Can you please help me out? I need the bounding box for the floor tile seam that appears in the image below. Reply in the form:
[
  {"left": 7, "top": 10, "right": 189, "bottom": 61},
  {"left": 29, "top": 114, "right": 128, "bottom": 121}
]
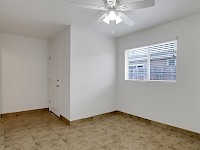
[
  {"left": 4, "top": 142, "right": 39, "bottom": 150},
  {"left": 48, "top": 122, "right": 62, "bottom": 138},
  {"left": 26, "top": 122, "right": 38, "bottom": 147},
  {"left": 86, "top": 135, "right": 111, "bottom": 149},
  {"left": 101, "top": 140, "right": 129, "bottom": 150},
  {"left": 4, "top": 137, "right": 36, "bottom": 148},
  {"left": 30, "top": 123, "right": 63, "bottom": 144},
  {"left": 27, "top": 125, "right": 51, "bottom": 131},
  {"left": 49, "top": 123, "right": 64, "bottom": 142}
]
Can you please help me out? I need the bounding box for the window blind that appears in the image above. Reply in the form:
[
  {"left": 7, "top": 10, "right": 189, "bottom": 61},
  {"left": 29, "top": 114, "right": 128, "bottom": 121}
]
[
  {"left": 125, "top": 40, "right": 177, "bottom": 81},
  {"left": 125, "top": 47, "right": 149, "bottom": 80},
  {"left": 150, "top": 41, "right": 177, "bottom": 81}
]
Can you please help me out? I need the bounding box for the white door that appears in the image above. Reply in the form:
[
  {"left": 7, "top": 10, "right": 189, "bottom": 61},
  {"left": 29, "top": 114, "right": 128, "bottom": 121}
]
[{"left": 49, "top": 47, "right": 61, "bottom": 117}]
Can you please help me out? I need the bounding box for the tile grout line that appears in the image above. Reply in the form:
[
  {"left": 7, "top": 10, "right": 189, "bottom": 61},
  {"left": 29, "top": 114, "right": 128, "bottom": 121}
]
[
  {"left": 85, "top": 127, "right": 117, "bottom": 150},
  {"left": 86, "top": 136, "right": 107, "bottom": 150},
  {"left": 25, "top": 118, "right": 38, "bottom": 149}
]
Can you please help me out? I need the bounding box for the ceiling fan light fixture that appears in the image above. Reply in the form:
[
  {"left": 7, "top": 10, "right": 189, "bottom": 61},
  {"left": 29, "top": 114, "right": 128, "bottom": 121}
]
[
  {"left": 103, "top": 16, "right": 110, "bottom": 24},
  {"left": 116, "top": 16, "right": 122, "bottom": 24},
  {"left": 70, "top": 0, "right": 155, "bottom": 26},
  {"left": 108, "top": 11, "right": 117, "bottom": 20}
]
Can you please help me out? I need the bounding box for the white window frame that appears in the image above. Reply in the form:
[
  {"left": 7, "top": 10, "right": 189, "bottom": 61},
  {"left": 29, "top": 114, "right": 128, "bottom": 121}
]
[{"left": 125, "top": 40, "right": 177, "bottom": 82}]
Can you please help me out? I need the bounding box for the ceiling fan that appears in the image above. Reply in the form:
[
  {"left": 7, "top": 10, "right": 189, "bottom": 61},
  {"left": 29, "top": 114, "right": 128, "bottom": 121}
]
[{"left": 69, "top": 0, "right": 155, "bottom": 26}]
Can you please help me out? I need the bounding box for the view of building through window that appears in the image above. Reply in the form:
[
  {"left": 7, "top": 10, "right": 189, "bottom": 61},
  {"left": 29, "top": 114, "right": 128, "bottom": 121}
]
[{"left": 125, "top": 40, "right": 177, "bottom": 81}]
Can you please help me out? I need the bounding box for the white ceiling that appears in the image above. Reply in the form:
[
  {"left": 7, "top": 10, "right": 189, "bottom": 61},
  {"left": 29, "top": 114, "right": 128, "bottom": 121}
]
[{"left": 0, "top": 0, "right": 200, "bottom": 40}]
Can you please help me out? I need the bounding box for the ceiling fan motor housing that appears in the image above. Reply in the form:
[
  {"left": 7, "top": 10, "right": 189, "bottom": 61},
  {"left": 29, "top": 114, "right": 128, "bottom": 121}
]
[{"left": 107, "top": 0, "right": 116, "bottom": 5}]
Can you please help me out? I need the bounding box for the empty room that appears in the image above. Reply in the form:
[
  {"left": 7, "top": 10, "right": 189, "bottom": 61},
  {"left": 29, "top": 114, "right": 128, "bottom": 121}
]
[{"left": 0, "top": 0, "right": 200, "bottom": 149}]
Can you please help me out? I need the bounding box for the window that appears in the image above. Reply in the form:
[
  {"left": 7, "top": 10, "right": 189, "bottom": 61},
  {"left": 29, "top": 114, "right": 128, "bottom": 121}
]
[{"left": 125, "top": 40, "right": 177, "bottom": 81}]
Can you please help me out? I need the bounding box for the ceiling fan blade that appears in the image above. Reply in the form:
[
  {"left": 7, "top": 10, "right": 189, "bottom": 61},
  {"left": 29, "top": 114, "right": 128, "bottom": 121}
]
[
  {"left": 118, "top": 12, "right": 135, "bottom": 26},
  {"left": 96, "top": 13, "right": 108, "bottom": 23},
  {"left": 69, "top": 2, "right": 106, "bottom": 10},
  {"left": 118, "top": 0, "right": 155, "bottom": 11}
]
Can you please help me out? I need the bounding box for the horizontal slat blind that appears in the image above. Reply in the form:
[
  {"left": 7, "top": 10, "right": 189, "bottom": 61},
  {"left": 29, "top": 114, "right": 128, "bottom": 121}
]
[
  {"left": 125, "top": 40, "right": 177, "bottom": 81},
  {"left": 150, "top": 41, "right": 177, "bottom": 81},
  {"left": 125, "top": 47, "right": 149, "bottom": 80}
]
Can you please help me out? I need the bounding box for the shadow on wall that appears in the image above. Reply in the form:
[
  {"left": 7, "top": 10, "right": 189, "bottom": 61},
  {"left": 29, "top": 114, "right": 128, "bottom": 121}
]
[{"left": 70, "top": 82, "right": 116, "bottom": 121}]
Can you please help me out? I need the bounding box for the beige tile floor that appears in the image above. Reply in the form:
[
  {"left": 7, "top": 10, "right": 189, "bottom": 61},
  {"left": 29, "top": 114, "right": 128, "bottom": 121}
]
[{"left": 0, "top": 111, "right": 200, "bottom": 150}]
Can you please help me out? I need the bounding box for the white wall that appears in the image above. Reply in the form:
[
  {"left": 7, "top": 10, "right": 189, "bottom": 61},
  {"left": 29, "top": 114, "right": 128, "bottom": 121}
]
[
  {"left": 70, "top": 27, "right": 116, "bottom": 121},
  {"left": 117, "top": 13, "right": 200, "bottom": 133},
  {"left": 0, "top": 43, "right": 2, "bottom": 115},
  {"left": 49, "top": 28, "right": 71, "bottom": 120},
  {"left": 0, "top": 33, "right": 49, "bottom": 113}
]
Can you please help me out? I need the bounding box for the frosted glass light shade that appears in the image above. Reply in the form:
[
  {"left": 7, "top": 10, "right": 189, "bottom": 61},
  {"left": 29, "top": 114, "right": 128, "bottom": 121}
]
[
  {"left": 108, "top": 11, "right": 117, "bottom": 20},
  {"left": 116, "top": 16, "right": 122, "bottom": 24},
  {"left": 103, "top": 16, "right": 110, "bottom": 24}
]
